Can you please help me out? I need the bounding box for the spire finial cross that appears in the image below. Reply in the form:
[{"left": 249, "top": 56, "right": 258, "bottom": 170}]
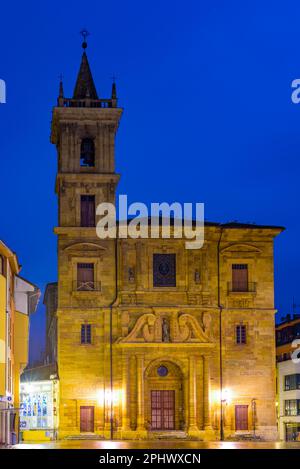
[{"left": 80, "top": 29, "right": 90, "bottom": 50}]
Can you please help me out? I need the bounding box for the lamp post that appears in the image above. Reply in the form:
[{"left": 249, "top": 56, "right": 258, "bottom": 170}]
[
  {"left": 221, "top": 389, "right": 230, "bottom": 440},
  {"left": 251, "top": 398, "right": 257, "bottom": 437}
]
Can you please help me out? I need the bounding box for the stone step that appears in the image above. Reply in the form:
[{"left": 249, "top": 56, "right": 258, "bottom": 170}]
[
  {"left": 64, "top": 434, "right": 102, "bottom": 440},
  {"left": 149, "top": 431, "right": 188, "bottom": 440}
]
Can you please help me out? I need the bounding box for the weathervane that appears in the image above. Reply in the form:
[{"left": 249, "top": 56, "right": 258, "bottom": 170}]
[{"left": 80, "top": 29, "right": 90, "bottom": 50}]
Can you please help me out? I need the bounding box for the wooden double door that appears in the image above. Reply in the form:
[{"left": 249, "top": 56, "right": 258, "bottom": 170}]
[
  {"left": 80, "top": 406, "right": 94, "bottom": 432},
  {"left": 235, "top": 405, "right": 248, "bottom": 431},
  {"left": 151, "top": 390, "right": 175, "bottom": 430}
]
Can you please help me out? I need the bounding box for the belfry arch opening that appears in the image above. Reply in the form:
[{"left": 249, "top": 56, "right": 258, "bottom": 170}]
[{"left": 80, "top": 138, "right": 95, "bottom": 167}]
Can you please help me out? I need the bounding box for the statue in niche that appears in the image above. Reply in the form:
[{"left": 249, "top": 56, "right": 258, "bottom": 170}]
[{"left": 162, "top": 318, "right": 170, "bottom": 343}]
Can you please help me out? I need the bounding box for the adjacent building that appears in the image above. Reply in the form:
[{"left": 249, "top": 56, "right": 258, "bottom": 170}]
[
  {"left": 0, "top": 240, "right": 40, "bottom": 445},
  {"left": 19, "top": 362, "right": 59, "bottom": 441},
  {"left": 276, "top": 315, "right": 300, "bottom": 440},
  {"left": 49, "top": 42, "right": 283, "bottom": 441}
]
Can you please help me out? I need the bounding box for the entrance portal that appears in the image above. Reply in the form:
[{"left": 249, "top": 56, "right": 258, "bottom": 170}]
[{"left": 145, "top": 360, "right": 184, "bottom": 431}]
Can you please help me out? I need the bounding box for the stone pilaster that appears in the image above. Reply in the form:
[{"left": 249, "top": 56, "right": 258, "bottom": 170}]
[
  {"left": 136, "top": 355, "right": 147, "bottom": 436},
  {"left": 121, "top": 354, "right": 131, "bottom": 431},
  {"left": 188, "top": 355, "right": 200, "bottom": 437}
]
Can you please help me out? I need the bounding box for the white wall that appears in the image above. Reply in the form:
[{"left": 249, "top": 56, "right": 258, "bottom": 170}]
[
  {"left": 278, "top": 360, "right": 300, "bottom": 440},
  {"left": 14, "top": 277, "right": 35, "bottom": 316}
]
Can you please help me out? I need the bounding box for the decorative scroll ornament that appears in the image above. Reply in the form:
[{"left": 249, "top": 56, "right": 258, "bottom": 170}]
[{"left": 117, "top": 311, "right": 212, "bottom": 344}]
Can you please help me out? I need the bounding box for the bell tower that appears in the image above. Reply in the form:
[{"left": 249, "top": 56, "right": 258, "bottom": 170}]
[
  {"left": 50, "top": 38, "right": 123, "bottom": 438},
  {"left": 51, "top": 38, "right": 122, "bottom": 229}
]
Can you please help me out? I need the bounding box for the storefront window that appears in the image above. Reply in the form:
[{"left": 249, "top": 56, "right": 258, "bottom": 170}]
[
  {"left": 20, "top": 381, "right": 53, "bottom": 430},
  {"left": 286, "top": 423, "right": 300, "bottom": 441}
]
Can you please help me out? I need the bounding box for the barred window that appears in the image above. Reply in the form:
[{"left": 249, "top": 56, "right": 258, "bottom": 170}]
[
  {"left": 153, "top": 254, "right": 176, "bottom": 287},
  {"left": 77, "top": 263, "right": 95, "bottom": 291},
  {"left": 236, "top": 324, "right": 247, "bottom": 344},
  {"left": 81, "top": 324, "right": 92, "bottom": 344}
]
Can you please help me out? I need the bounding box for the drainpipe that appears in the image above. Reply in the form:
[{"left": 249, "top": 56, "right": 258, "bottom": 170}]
[
  {"left": 109, "top": 237, "right": 118, "bottom": 440},
  {"left": 217, "top": 227, "right": 224, "bottom": 441}
]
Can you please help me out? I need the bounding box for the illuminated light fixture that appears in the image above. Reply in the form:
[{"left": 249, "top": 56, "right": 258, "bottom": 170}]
[
  {"left": 221, "top": 388, "right": 232, "bottom": 404},
  {"left": 212, "top": 388, "right": 233, "bottom": 404},
  {"left": 97, "top": 389, "right": 121, "bottom": 406},
  {"left": 22, "top": 383, "right": 34, "bottom": 394}
]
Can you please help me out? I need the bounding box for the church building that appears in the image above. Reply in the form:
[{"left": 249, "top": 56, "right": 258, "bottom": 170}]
[{"left": 49, "top": 40, "right": 283, "bottom": 441}]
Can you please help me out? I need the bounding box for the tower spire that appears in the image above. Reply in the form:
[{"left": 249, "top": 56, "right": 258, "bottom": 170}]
[
  {"left": 73, "top": 30, "right": 99, "bottom": 100},
  {"left": 59, "top": 74, "right": 64, "bottom": 97},
  {"left": 111, "top": 75, "right": 117, "bottom": 99},
  {"left": 57, "top": 74, "right": 64, "bottom": 106}
]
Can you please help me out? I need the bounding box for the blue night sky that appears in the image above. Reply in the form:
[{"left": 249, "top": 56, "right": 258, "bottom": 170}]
[{"left": 0, "top": 1, "right": 299, "bottom": 362}]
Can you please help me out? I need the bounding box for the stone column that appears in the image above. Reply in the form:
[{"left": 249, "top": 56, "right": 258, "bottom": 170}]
[
  {"left": 203, "top": 355, "right": 212, "bottom": 430},
  {"left": 137, "top": 355, "right": 146, "bottom": 433},
  {"left": 121, "top": 354, "right": 130, "bottom": 431},
  {"left": 183, "top": 377, "right": 189, "bottom": 431},
  {"left": 188, "top": 355, "right": 199, "bottom": 435}
]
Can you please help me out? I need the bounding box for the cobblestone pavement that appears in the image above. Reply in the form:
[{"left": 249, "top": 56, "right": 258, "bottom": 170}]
[{"left": 9, "top": 440, "right": 300, "bottom": 449}]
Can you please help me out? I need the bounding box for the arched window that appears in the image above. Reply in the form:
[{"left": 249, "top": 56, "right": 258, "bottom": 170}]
[{"left": 80, "top": 138, "right": 95, "bottom": 167}]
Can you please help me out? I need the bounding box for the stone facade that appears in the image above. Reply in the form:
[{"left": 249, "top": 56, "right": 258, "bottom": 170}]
[{"left": 50, "top": 47, "right": 283, "bottom": 441}]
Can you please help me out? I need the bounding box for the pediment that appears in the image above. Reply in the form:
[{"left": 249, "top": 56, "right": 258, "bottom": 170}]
[
  {"left": 63, "top": 242, "right": 107, "bottom": 252},
  {"left": 220, "top": 243, "right": 262, "bottom": 254}
]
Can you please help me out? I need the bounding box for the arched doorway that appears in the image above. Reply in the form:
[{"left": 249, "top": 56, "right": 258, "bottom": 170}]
[{"left": 145, "top": 360, "right": 184, "bottom": 431}]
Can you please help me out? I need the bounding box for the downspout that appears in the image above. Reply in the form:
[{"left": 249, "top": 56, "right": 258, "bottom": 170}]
[
  {"left": 109, "top": 237, "right": 118, "bottom": 440},
  {"left": 217, "top": 227, "right": 224, "bottom": 441}
]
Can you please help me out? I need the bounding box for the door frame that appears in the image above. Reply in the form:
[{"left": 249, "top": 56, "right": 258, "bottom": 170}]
[
  {"left": 80, "top": 405, "right": 95, "bottom": 433},
  {"left": 235, "top": 404, "right": 249, "bottom": 431}
]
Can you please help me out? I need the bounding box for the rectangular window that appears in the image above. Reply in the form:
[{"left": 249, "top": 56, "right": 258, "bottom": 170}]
[
  {"left": 153, "top": 254, "right": 176, "bottom": 287},
  {"left": 236, "top": 325, "right": 247, "bottom": 344},
  {"left": 285, "top": 374, "right": 300, "bottom": 391},
  {"left": 284, "top": 399, "right": 300, "bottom": 416},
  {"left": 80, "top": 195, "right": 95, "bottom": 227},
  {"left": 232, "top": 264, "right": 248, "bottom": 292},
  {"left": 8, "top": 315, "right": 11, "bottom": 349},
  {"left": 81, "top": 324, "right": 92, "bottom": 344},
  {"left": 77, "top": 263, "right": 95, "bottom": 291},
  {"left": 0, "top": 255, "right": 4, "bottom": 275}
]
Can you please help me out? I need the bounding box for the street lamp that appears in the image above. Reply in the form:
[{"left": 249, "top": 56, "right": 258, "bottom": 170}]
[{"left": 221, "top": 388, "right": 232, "bottom": 441}]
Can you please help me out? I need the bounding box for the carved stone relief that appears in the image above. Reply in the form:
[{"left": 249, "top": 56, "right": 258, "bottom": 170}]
[{"left": 117, "top": 311, "right": 212, "bottom": 344}]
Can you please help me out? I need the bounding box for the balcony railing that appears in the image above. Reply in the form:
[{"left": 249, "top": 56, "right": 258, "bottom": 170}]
[
  {"left": 59, "top": 98, "right": 117, "bottom": 109},
  {"left": 227, "top": 282, "right": 256, "bottom": 293},
  {"left": 73, "top": 281, "right": 101, "bottom": 292}
]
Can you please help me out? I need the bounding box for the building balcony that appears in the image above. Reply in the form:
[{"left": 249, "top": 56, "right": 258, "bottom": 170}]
[
  {"left": 227, "top": 282, "right": 257, "bottom": 294},
  {"left": 73, "top": 281, "right": 101, "bottom": 292}
]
